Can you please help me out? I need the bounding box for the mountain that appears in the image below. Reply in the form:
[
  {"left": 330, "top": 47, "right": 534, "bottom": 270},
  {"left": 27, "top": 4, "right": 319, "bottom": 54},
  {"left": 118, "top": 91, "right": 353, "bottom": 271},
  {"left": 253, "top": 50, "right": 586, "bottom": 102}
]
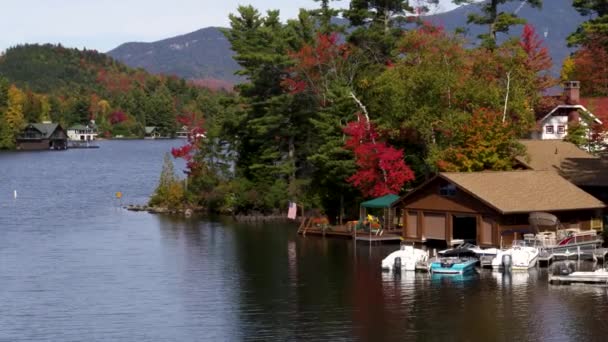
[
  {"left": 108, "top": 27, "right": 242, "bottom": 85},
  {"left": 427, "top": 0, "right": 586, "bottom": 74},
  {"left": 107, "top": 0, "right": 586, "bottom": 83}
]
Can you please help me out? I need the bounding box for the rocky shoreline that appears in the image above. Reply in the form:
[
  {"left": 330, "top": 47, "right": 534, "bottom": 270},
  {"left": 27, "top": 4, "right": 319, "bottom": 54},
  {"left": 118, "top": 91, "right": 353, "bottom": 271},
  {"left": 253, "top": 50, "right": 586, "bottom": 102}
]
[
  {"left": 125, "top": 204, "right": 291, "bottom": 222},
  {"left": 124, "top": 204, "right": 202, "bottom": 217}
]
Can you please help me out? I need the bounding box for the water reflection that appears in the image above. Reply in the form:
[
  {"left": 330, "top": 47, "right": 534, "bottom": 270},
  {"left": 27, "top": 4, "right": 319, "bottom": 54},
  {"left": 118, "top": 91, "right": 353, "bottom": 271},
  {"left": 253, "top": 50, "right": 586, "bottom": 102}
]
[{"left": 2, "top": 142, "right": 608, "bottom": 340}]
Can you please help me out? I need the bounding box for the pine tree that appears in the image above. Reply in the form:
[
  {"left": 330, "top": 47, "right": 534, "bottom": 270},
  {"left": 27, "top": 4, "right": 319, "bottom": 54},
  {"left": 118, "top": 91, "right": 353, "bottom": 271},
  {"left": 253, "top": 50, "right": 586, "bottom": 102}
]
[
  {"left": 568, "top": 0, "right": 608, "bottom": 47},
  {"left": 452, "top": 0, "right": 542, "bottom": 48}
]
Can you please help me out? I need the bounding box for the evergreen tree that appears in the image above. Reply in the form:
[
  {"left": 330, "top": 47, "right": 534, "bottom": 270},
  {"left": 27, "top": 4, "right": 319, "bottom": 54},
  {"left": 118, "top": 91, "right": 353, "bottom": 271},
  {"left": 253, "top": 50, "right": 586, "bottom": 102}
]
[
  {"left": 452, "top": 0, "right": 542, "bottom": 48},
  {"left": 569, "top": 0, "right": 608, "bottom": 47}
]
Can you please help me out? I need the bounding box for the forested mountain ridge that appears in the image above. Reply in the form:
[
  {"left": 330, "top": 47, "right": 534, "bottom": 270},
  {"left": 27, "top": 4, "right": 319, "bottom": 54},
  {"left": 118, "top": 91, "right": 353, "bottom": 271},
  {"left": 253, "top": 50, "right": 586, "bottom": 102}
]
[
  {"left": 108, "top": 27, "right": 242, "bottom": 85},
  {"left": 108, "top": 0, "right": 586, "bottom": 83},
  {"left": 0, "top": 44, "right": 225, "bottom": 148}
]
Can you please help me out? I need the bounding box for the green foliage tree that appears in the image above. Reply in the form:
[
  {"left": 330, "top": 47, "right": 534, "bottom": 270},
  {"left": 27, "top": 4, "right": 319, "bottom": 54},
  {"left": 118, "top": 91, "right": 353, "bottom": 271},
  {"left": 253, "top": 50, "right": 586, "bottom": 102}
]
[
  {"left": 568, "top": 0, "right": 608, "bottom": 46},
  {"left": 452, "top": 0, "right": 542, "bottom": 48},
  {"left": 149, "top": 153, "right": 185, "bottom": 209}
]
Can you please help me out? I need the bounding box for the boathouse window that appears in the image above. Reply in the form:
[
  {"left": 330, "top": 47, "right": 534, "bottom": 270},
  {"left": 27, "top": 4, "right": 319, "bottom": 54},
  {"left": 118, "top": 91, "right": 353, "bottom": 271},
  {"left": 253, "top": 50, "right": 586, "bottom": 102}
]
[
  {"left": 439, "top": 184, "right": 456, "bottom": 197},
  {"left": 557, "top": 125, "right": 565, "bottom": 134},
  {"left": 545, "top": 125, "right": 554, "bottom": 134}
]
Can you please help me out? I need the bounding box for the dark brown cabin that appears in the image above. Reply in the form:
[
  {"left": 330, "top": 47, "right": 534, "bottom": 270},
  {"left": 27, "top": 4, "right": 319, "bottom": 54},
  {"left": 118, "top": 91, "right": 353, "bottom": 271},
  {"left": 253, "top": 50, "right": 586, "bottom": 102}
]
[
  {"left": 397, "top": 171, "right": 605, "bottom": 248},
  {"left": 16, "top": 123, "right": 68, "bottom": 150}
]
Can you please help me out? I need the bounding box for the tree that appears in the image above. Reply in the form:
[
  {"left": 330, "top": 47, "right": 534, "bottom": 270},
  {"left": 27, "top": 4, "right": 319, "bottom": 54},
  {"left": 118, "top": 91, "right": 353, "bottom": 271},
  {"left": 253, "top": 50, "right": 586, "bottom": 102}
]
[
  {"left": 0, "top": 85, "right": 26, "bottom": 149},
  {"left": 149, "top": 153, "right": 185, "bottom": 209},
  {"left": 564, "top": 34, "right": 608, "bottom": 96},
  {"left": 311, "top": 0, "right": 343, "bottom": 34},
  {"left": 520, "top": 24, "right": 555, "bottom": 92},
  {"left": 568, "top": 0, "right": 608, "bottom": 47},
  {"left": 343, "top": 114, "right": 414, "bottom": 197},
  {"left": 345, "top": 0, "right": 414, "bottom": 33},
  {"left": 437, "top": 109, "right": 524, "bottom": 172},
  {"left": 223, "top": 6, "right": 320, "bottom": 210},
  {"left": 452, "top": 0, "right": 542, "bottom": 48}
]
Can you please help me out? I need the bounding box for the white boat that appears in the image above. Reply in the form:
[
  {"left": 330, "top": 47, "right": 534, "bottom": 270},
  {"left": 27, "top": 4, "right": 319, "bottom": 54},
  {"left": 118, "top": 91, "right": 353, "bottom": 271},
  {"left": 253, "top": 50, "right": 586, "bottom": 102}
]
[
  {"left": 490, "top": 241, "right": 539, "bottom": 270},
  {"left": 382, "top": 245, "right": 429, "bottom": 272}
]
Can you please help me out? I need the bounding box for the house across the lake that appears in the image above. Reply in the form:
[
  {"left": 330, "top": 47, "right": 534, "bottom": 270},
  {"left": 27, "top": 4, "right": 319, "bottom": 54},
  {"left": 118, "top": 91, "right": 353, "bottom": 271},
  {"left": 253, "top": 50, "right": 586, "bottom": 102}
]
[
  {"left": 144, "top": 126, "right": 161, "bottom": 139},
  {"left": 396, "top": 171, "right": 605, "bottom": 249},
  {"left": 16, "top": 123, "right": 68, "bottom": 151},
  {"left": 67, "top": 123, "right": 97, "bottom": 141}
]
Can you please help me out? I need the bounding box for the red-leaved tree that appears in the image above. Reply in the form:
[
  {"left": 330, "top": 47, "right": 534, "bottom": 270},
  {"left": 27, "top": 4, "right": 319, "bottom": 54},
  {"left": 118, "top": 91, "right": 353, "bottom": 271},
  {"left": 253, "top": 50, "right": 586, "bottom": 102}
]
[
  {"left": 343, "top": 114, "right": 414, "bottom": 197},
  {"left": 171, "top": 112, "right": 206, "bottom": 176},
  {"left": 520, "top": 24, "right": 555, "bottom": 91}
]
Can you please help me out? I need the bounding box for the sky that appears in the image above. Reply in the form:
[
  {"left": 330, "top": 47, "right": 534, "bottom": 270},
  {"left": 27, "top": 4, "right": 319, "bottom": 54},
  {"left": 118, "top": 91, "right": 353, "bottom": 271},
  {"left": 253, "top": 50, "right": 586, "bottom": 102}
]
[{"left": 0, "top": 0, "right": 460, "bottom": 53}]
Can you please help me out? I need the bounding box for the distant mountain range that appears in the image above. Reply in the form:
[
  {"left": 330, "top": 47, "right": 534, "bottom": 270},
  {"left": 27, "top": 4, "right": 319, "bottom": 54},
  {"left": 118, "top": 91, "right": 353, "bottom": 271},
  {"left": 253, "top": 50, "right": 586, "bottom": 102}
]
[{"left": 107, "top": 0, "right": 587, "bottom": 85}]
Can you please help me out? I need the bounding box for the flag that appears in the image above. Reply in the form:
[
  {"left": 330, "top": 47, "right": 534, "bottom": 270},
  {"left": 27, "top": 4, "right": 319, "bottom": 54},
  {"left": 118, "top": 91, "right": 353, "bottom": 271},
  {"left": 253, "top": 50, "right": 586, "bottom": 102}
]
[{"left": 287, "top": 201, "right": 297, "bottom": 220}]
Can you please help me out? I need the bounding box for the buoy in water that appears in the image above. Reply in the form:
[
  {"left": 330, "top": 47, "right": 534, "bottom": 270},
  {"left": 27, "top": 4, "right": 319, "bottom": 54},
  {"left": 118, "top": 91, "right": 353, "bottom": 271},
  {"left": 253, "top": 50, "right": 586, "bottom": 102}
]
[{"left": 13, "top": 190, "right": 17, "bottom": 199}]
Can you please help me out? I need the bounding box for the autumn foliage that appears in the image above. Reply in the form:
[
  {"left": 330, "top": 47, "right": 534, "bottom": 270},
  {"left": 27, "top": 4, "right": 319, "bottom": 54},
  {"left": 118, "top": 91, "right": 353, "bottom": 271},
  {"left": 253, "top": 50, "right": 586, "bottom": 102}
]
[
  {"left": 437, "top": 109, "right": 523, "bottom": 172},
  {"left": 171, "top": 112, "right": 207, "bottom": 175},
  {"left": 283, "top": 32, "right": 352, "bottom": 103},
  {"left": 343, "top": 114, "right": 414, "bottom": 197}
]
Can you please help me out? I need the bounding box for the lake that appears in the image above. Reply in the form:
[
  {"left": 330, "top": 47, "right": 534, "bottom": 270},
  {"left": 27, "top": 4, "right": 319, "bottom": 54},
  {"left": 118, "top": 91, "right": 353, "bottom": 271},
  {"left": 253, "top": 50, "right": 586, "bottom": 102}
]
[{"left": 1, "top": 140, "right": 607, "bottom": 341}]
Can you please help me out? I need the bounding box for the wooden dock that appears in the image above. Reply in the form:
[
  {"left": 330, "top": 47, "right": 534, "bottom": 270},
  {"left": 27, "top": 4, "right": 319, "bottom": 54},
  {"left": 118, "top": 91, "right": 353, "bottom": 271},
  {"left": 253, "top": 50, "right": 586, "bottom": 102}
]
[
  {"left": 549, "top": 271, "right": 608, "bottom": 285},
  {"left": 297, "top": 217, "right": 402, "bottom": 243},
  {"left": 354, "top": 233, "right": 402, "bottom": 243}
]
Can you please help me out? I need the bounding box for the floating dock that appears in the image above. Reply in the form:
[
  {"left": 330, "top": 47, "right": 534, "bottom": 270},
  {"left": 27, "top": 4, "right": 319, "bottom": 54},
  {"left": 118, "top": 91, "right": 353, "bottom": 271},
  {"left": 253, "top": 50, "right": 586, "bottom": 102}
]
[
  {"left": 539, "top": 247, "right": 608, "bottom": 267},
  {"left": 549, "top": 271, "right": 608, "bottom": 285}
]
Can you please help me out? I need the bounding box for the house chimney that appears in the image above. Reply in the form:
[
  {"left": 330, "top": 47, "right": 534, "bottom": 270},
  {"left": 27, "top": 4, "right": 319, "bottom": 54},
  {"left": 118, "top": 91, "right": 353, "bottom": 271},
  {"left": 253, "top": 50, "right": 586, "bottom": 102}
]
[{"left": 564, "top": 80, "right": 580, "bottom": 105}]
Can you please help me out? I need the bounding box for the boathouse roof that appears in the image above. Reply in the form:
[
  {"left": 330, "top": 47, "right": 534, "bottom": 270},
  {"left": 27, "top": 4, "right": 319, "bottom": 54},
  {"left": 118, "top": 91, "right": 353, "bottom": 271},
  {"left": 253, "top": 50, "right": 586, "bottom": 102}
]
[
  {"left": 27, "top": 123, "right": 61, "bottom": 139},
  {"left": 439, "top": 171, "right": 605, "bottom": 214}
]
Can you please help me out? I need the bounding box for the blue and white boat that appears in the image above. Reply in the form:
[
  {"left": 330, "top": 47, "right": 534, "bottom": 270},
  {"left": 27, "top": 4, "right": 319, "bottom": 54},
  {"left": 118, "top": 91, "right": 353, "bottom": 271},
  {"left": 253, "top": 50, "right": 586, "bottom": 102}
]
[{"left": 430, "top": 258, "right": 477, "bottom": 275}]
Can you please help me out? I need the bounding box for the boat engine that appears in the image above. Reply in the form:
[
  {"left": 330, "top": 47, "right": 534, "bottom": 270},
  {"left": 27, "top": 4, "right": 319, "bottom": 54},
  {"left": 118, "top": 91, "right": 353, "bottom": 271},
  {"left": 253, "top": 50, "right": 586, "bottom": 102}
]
[
  {"left": 502, "top": 254, "right": 512, "bottom": 270},
  {"left": 394, "top": 257, "right": 402, "bottom": 273},
  {"left": 553, "top": 262, "right": 575, "bottom": 276}
]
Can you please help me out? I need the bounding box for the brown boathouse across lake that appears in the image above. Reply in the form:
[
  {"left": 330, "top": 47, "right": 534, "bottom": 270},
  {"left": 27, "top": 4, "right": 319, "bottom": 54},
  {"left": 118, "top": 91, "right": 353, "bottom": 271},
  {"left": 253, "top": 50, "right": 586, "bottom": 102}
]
[
  {"left": 397, "top": 171, "right": 605, "bottom": 248},
  {"left": 16, "top": 123, "right": 68, "bottom": 151}
]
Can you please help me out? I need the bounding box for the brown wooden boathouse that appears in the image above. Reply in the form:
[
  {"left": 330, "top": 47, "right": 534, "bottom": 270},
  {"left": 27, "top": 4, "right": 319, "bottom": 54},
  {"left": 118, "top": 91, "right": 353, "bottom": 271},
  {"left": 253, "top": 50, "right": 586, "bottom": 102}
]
[{"left": 397, "top": 171, "right": 605, "bottom": 248}]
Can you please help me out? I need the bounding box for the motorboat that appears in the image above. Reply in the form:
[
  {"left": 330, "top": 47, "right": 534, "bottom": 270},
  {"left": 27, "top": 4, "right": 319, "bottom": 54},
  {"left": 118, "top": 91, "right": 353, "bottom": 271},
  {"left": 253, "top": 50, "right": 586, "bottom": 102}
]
[
  {"left": 510, "top": 242, "right": 539, "bottom": 270},
  {"left": 491, "top": 241, "right": 539, "bottom": 270},
  {"left": 430, "top": 258, "right": 477, "bottom": 275},
  {"left": 381, "top": 245, "right": 429, "bottom": 272}
]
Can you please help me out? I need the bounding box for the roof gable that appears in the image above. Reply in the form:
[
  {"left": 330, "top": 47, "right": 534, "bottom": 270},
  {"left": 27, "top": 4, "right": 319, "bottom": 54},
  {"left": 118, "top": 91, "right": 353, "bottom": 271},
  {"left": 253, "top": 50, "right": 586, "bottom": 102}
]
[
  {"left": 439, "top": 171, "right": 605, "bottom": 214},
  {"left": 538, "top": 105, "right": 602, "bottom": 125},
  {"left": 28, "top": 123, "right": 61, "bottom": 139},
  {"left": 580, "top": 97, "right": 608, "bottom": 123}
]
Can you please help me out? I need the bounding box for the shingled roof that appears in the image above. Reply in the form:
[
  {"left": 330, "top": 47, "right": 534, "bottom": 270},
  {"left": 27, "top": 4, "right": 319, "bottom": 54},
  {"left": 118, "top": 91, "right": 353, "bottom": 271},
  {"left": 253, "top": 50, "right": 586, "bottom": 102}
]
[
  {"left": 440, "top": 171, "right": 605, "bottom": 214},
  {"left": 516, "top": 140, "right": 598, "bottom": 171},
  {"left": 516, "top": 140, "right": 608, "bottom": 187},
  {"left": 27, "top": 123, "right": 61, "bottom": 139}
]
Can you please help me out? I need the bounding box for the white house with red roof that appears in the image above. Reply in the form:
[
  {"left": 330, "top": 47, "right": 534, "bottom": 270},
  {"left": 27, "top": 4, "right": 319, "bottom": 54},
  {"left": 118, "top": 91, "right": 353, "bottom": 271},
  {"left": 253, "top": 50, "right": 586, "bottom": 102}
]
[{"left": 532, "top": 81, "right": 605, "bottom": 141}]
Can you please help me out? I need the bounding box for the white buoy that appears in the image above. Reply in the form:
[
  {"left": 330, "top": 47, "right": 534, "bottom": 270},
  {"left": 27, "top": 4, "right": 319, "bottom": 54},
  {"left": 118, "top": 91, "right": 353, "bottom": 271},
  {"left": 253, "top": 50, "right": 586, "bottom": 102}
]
[{"left": 13, "top": 190, "right": 17, "bottom": 199}]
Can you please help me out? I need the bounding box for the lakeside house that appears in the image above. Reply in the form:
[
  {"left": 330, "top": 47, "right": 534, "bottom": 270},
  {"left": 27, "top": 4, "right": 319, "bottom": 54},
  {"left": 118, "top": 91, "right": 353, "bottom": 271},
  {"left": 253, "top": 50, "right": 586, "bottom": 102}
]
[
  {"left": 396, "top": 171, "right": 605, "bottom": 249},
  {"left": 533, "top": 81, "right": 604, "bottom": 141},
  {"left": 144, "top": 126, "right": 161, "bottom": 139},
  {"left": 16, "top": 123, "right": 68, "bottom": 150},
  {"left": 67, "top": 123, "right": 98, "bottom": 141}
]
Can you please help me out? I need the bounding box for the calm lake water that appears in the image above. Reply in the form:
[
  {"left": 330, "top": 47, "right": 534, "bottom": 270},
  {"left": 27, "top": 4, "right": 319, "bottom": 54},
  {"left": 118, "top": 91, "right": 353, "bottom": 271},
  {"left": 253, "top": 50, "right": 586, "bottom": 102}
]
[{"left": 1, "top": 140, "right": 608, "bottom": 341}]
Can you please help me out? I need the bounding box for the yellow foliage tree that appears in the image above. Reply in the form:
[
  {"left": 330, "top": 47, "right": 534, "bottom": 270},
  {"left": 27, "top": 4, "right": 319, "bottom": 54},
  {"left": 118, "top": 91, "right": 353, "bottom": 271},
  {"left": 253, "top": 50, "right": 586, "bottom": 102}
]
[{"left": 0, "top": 85, "right": 26, "bottom": 149}]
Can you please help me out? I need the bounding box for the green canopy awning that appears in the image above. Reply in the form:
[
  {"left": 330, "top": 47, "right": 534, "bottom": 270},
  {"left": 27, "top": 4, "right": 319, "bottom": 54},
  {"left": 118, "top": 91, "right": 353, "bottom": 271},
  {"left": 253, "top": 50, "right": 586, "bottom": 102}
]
[{"left": 360, "top": 194, "right": 400, "bottom": 209}]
